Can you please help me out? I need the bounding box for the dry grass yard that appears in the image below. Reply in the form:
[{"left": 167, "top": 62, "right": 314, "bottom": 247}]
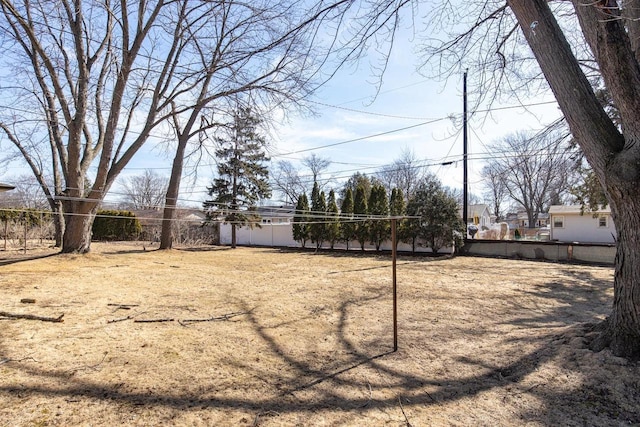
[{"left": 1, "top": 243, "right": 638, "bottom": 426}]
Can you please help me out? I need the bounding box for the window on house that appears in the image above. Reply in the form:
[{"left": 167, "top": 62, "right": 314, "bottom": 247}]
[
  {"left": 598, "top": 215, "right": 608, "bottom": 228},
  {"left": 553, "top": 216, "right": 564, "bottom": 228}
]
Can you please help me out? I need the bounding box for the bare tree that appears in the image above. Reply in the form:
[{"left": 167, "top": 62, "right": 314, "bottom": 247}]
[
  {"left": 270, "top": 154, "right": 332, "bottom": 206},
  {"left": 0, "top": 175, "right": 49, "bottom": 210},
  {"left": 271, "top": 160, "right": 306, "bottom": 205},
  {"left": 481, "top": 131, "right": 573, "bottom": 226},
  {"left": 119, "top": 170, "right": 168, "bottom": 211},
  {"left": 481, "top": 163, "right": 509, "bottom": 221},
  {"left": 376, "top": 148, "right": 425, "bottom": 200},
  {"left": 0, "top": 0, "right": 355, "bottom": 253},
  {"left": 302, "top": 154, "right": 331, "bottom": 186}
]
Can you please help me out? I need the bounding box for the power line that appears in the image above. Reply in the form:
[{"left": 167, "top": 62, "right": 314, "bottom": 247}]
[
  {"left": 307, "top": 100, "right": 438, "bottom": 120},
  {"left": 272, "top": 117, "right": 450, "bottom": 156}
]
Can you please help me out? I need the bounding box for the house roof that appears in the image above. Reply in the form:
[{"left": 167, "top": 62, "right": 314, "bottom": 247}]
[
  {"left": 549, "top": 205, "right": 611, "bottom": 215},
  {"left": 0, "top": 183, "right": 15, "bottom": 192},
  {"left": 458, "top": 204, "right": 490, "bottom": 219},
  {"left": 131, "top": 208, "right": 206, "bottom": 226},
  {"left": 517, "top": 211, "right": 549, "bottom": 220}
]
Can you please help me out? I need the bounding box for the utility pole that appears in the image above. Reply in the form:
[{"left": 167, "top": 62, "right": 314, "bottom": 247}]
[{"left": 462, "top": 70, "right": 469, "bottom": 236}]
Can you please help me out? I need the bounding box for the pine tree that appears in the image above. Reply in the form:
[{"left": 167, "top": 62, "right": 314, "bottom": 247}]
[
  {"left": 310, "top": 182, "right": 327, "bottom": 250},
  {"left": 368, "top": 183, "right": 389, "bottom": 251},
  {"left": 203, "top": 107, "right": 270, "bottom": 249},
  {"left": 292, "top": 193, "right": 310, "bottom": 248},
  {"left": 326, "top": 190, "right": 340, "bottom": 249},
  {"left": 408, "top": 175, "right": 464, "bottom": 254},
  {"left": 353, "top": 184, "right": 368, "bottom": 251},
  {"left": 389, "top": 188, "right": 405, "bottom": 250},
  {"left": 340, "top": 172, "right": 371, "bottom": 203},
  {"left": 340, "top": 187, "right": 355, "bottom": 250}
]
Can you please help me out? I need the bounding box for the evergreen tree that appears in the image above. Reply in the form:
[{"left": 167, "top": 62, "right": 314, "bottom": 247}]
[
  {"left": 570, "top": 166, "right": 609, "bottom": 213},
  {"left": 340, "top": 172, "right": 371, "bottom": 203},
  {"left": 353, "top": 184, "right": 368, "bottom": 251},
  {"left": 408, "top": 175, "right": 464, "bottom": 255},
  {"left": 203, "top": 107, "right": 271, "bottom": 249},
  {"left": 340, "top": 187, "right": 355, "bottom": 250},
  {"left": 389, "top": 188, "right": 405, "bottom": 250},
  {"left": 368, "top": 183, "right": 389, "bottom": 251},
  {"left": 326, "top": 190, "right": 340, "bottom": 249},
  {"left": 310, "top": 182, "right": 327, "bottom": 250},
  {"left": 292, "top": 193, "right": 310, "bottom": 248}
]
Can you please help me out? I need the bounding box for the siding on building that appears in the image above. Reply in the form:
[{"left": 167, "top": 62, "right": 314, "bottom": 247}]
[{"left": 549, "top": 205, "right": 616, "bottom": 244}]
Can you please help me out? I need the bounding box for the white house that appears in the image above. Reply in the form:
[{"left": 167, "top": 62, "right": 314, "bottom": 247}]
[
  {"left": 549, "top": 205, "right": 616, "bottom": 244},
  {"left": 460, "top": 204, "right": 492, "bottom": 228}
]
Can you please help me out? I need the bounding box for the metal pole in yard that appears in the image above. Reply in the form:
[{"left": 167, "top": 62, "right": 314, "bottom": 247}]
[{"left": 392, "top": 218, "right": 398, "bottom": 352}]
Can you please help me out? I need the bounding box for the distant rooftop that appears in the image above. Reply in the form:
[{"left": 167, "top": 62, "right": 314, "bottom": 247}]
[
  {"left": 0, "top": 183, "right": 15, "bottom": 192},
  {"left": 549, "top": 205, "right": 611, "bottom": 215}
]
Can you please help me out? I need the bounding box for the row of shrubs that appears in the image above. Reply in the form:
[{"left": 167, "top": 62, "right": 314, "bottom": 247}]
[{"left": 92, "top": 210, "right": 141, "bottom": 241}]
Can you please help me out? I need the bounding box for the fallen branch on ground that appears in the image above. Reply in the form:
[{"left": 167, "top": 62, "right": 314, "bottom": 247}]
[
  {"left": 179, "top": 311, "right": 249, "bottom": 325},
  {"left": 107, "top": 303, "right": 139, "bottom": 310},
  {"left": 133, "top": 318, "right": 174, "bottom": 323},
  {"left": 0, "top": 311, "right": 64, "bottom": 322},
  {"left": 107, "top": 316, "right": 133, "bottom": 323},
  {"left": 0, "top": 356, "right": 38, "bottom": 365}
]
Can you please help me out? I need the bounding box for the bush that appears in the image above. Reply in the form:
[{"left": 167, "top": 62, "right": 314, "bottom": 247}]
[{"left": 92, "top": 210, "right": 141, "bottom": 241}]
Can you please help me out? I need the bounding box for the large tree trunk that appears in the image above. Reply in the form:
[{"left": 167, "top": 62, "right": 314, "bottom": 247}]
[
  {"left": 53, "top": 202, "right": 64, "bottom": 248},
  {"left": 160, "top": 139, "right": 187, "bottom": 250},
  {"left": 508, "top": 0, "right": 640, "bottom": 358},
  {"left": 60, "top": 204, "right": 96, "bottom": 254},
  {"left": 590, "top": 183, "right": 640, "bottom": 358}
]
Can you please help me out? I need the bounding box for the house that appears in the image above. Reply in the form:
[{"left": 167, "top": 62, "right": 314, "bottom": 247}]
[
  {"left": 503, "top": 212, "right": 519, "bottom": 231},
  {"left": 462, "top": 204, "right": 492, "bottom": 228},
  {"left": 516, "top": 211, "right": 549, "bottom": 228},
  {"left": 458, "top": 204, "right": 492, "bottom": 238},
  {"left": 548, "top": 205, "right": 616, "bottom": 244}
]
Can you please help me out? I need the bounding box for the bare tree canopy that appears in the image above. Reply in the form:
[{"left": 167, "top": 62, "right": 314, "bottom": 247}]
[
  {"left": 0, "top": 0, "right": 363, "bottom": 253},
  {"left": 481, "top": 163, "right": 509, "bottom": 221},
  {"left": 119, "top": 170, "right": 168, "bottom": 211},
  {"left": 481, "top": 130, "right": 573, "bottom": 227},
  {"left": 376, "top": 148, "right": 425, "bottom": 200},
  {"left": 0, "top": 175, "right": 49, "bottom": 210},
  {"left": 302, "top": 154, "right": 332, "bottom": 186},
  {"left": 270, "top": 154, "right": 332, "bottom": 206},
  {"left": 271, "top": 160, "right": 307, "bottom": 205}
]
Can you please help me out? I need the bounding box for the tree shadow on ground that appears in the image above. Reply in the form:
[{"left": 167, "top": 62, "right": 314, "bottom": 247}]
[
  {"left": 1, "top": 263, "right": 638, "bottom": 425},
  {"left": 0, "top": 251, "right": 58, "bottom": 266}
]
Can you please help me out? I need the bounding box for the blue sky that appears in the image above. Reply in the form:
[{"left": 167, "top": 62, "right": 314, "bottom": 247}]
[
  {"left": 108, "top": 45, "right": 562, "bottom": 207},
  {"left": 1, "top": 20, "right": 562, "bottom": 209}
]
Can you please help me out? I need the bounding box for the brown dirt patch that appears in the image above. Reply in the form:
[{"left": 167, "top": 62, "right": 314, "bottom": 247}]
[{"left": 1, "top": 242, "right": 637, "bottom": 426}]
